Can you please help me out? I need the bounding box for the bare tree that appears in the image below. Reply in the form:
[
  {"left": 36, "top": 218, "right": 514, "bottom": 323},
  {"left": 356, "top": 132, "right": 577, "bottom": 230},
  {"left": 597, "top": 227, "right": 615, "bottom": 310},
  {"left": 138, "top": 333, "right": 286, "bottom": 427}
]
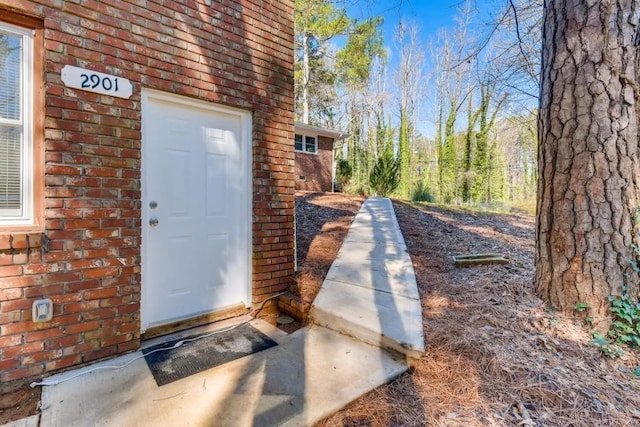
[
  {"left": 394, "top": 21, "right": 425, "bottom": 198},
  {"left": 433, "top": 1, "right": 475, "bottom": 203}
]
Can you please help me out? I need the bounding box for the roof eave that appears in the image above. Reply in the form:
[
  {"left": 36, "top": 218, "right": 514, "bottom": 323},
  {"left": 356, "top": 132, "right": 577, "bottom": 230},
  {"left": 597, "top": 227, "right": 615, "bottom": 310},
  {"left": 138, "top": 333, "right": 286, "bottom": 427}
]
[{"left": 295, "top": 122, "right": 348, "bottom": 140}]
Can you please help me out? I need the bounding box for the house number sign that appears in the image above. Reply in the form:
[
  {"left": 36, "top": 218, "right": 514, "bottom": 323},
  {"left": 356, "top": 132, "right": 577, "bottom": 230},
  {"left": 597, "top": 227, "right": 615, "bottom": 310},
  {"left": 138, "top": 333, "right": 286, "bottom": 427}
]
[{"left": 61, "top": 65, "right": 133, "bottom": 99}]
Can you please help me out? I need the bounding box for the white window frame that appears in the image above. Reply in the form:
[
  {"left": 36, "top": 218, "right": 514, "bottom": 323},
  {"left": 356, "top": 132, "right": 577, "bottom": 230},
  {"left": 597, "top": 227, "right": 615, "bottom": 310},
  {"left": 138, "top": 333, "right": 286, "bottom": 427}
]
[
  {"left": 294, "top": 132, "right": 317, "bottom": 154},
  {"left": 0, "top": 21, "right": 33, "bottom": 225}
]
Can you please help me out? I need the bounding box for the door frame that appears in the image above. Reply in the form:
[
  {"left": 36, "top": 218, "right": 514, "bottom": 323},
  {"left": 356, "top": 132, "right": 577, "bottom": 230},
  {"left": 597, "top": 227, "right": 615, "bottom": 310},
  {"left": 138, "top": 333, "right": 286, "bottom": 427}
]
[{"left": 140, "top": 89, "right": 253, "bottom": 333}]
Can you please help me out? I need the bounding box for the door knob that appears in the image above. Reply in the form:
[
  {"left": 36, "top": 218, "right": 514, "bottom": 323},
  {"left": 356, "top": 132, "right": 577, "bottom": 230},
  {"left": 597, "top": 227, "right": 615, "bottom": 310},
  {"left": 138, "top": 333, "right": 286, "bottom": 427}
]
[{"left": 149, "top": 218, "right": 159, "bottom": 227}]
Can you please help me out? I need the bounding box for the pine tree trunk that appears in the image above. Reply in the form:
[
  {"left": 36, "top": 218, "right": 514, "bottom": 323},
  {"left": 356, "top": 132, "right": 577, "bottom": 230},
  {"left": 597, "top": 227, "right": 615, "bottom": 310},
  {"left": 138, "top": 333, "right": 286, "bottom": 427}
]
[{"left": 537, "top": 0, "right": 640, "bottom": 319}]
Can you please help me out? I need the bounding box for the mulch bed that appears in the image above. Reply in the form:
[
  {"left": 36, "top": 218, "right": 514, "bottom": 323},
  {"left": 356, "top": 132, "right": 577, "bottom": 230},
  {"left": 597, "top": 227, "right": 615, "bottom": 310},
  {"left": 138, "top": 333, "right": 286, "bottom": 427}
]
[
  {"left": 0, "top": 382, "right": 40, "bottom": 425},
  {"left": 291, "top": 191, "right": 365, "bottom": 314}
]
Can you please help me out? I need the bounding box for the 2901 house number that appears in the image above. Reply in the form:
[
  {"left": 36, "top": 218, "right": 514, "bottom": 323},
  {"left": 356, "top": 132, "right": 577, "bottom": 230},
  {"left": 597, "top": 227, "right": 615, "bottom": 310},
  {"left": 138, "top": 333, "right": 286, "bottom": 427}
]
[
  {"left": 81, "top": 73, "right": 120, "bottom": 92},
  {"left": 61, "top": 65, "right": 133, "bottom": 99}
]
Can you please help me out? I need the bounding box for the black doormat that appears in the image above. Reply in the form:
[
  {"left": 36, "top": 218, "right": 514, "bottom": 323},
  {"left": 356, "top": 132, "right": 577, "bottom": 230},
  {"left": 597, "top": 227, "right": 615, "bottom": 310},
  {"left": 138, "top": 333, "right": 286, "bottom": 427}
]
[{"left": 143, "top": 322, "right": 277, "bottom": 386}]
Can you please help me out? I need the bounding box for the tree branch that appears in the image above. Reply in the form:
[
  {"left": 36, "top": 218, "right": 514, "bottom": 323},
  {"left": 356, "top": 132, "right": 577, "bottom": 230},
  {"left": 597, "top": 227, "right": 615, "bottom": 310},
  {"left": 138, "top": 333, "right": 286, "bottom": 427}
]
[{"left": 509, "top": 0, "right": 535, "bottom": 78}]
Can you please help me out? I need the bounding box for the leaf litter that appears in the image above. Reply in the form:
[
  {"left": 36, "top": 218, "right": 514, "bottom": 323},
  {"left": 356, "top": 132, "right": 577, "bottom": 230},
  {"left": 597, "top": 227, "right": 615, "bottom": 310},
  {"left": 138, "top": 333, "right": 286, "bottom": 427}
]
[{"left": 295, "top": 197, "right": 640, "bottom": 427}]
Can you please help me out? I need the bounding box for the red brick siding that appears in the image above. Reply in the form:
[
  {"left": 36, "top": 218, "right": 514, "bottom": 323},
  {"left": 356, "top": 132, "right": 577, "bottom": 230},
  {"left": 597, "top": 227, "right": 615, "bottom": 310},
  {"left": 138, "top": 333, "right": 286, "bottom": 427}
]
[
  {"left": 0, "top": 0, "right": 294, "bottom": 383},
  {"left": 295, "top": 136, "right": 334, "bottom": 192}
]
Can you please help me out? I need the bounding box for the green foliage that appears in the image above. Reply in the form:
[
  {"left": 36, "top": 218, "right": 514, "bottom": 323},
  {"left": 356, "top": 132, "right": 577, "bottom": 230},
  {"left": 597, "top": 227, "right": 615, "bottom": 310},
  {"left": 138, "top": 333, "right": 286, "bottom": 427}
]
[
  {"left": 369, "top": 151, "right": 400, "bottom": 197},
  {"left": 607, "top": 291, "right": 640, "bottom": 348},
  {"left": 335, "top": 158, "right": 352, "bottom": 191},
  {"left": 462, "top": 95, "right": 480, "bottom": 203},
  {"left": 591, "top": 333, "right": 624, "bottom": 358},
  {"left": 471, "top": 83, "right": 506, "bottom": 204},
  {"left": 340, "top": 115, "right": 396, "bottom": 195},
  {"left": 344, "top": 181, "right": 367, "bottom": 196},
  {"left": 336, "top": 17, "right": 385, "bottom": 87},
  {"left": 440, "top": 103, "right": 459, "bottom": 203},
  {"left": 344, "top": 116, "right": 374, "bottom": 191},
  {"left": 470, "top": 95, "right": 489, "bottom": 202},
  {"left": 330, "top": 16, "right": 385, "bottom": 194},
  {"left": 294, "top": 0, "right": 351, "bottom": 44},
  {"left": 487, "top": 141, "right": 506, "bottom": 202},
  {"left": 574, "top": 302, "right": 595, "bottom": 325},
  {"left": 376, "top": 115, "right": 394, "bottom": 157},
  {"left": 294, "top": 0, "right": 352, "bottom": 124},
  {"left": 574, "top": 302, "right": 589, "bottom": 312},
  {"left": 601, "top": 207, "right": 640, "bottom": 355},
  {"left": 411, "top": 181, "right": 434, "bottom": 202},
  {"left": 398, "top": 108, "right": 411, "bottom": 198}
]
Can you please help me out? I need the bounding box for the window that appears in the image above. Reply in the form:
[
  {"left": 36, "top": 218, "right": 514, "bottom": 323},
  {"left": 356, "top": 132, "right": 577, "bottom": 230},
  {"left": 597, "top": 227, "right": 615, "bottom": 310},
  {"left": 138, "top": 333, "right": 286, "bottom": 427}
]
[
  {"left": 294, "top": 133, "right": 317, "bottom": 154},
  {"left": 0, "top": 20, "right": 35, "bottom": 225}
]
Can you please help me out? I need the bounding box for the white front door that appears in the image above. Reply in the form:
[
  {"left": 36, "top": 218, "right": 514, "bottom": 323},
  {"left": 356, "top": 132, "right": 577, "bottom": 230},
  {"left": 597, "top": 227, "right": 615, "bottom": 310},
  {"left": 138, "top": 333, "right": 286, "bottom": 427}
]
[{"left": 141, "top": 90, "right": 252, "bottom": 331}]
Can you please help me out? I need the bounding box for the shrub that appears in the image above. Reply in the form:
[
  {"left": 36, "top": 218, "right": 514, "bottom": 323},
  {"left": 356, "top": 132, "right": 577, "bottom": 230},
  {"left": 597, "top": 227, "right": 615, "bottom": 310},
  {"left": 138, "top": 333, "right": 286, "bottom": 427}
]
[
  {"left": 598, "top": 207, "right": 640, "bottom": 357},
  {"left": 369, "top": 151, "right": 399, "bottom": 197},
  {"left": 411, "top": 181, "right": 434, "bottom": 202},
  {"left": 335, "top": 159, "right": 352, "bottom": 192}
]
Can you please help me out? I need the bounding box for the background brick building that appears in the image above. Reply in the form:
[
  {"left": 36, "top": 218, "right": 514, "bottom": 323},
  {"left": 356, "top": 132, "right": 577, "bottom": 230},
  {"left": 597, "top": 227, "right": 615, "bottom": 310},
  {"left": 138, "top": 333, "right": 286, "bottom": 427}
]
[{"left": 294, "top": 122, "right": 344, "bottom": 193}]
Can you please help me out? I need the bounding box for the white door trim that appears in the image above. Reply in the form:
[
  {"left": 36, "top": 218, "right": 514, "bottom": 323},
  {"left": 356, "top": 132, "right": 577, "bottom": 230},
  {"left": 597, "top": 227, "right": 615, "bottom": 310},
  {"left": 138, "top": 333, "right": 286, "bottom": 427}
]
[{"left": 140, "top": 89, "right": 253, "bottom": 332}]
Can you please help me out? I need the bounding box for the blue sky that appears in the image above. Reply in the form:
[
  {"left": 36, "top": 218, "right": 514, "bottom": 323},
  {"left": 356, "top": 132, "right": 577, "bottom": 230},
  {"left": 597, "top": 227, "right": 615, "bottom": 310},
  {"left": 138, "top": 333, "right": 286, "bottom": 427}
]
[{"left": 347, "top": 0, "right": 498, "bottom": 47}]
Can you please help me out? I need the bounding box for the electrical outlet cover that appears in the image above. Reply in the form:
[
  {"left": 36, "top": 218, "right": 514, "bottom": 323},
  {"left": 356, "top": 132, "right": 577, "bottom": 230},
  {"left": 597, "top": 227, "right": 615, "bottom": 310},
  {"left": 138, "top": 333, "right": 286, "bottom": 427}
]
[{"left": 33, "top": 298, "right": 53, "bottom": 322}]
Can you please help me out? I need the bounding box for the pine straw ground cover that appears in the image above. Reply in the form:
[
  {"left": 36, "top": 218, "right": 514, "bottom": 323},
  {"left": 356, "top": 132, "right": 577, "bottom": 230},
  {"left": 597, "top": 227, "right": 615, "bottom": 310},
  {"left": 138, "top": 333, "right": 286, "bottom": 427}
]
[
  {"left": 316, "top": 200, "right": 640, "bottom": 427},
  {"left": 293, "top": 192, "right": 366, "bottom": 313}
]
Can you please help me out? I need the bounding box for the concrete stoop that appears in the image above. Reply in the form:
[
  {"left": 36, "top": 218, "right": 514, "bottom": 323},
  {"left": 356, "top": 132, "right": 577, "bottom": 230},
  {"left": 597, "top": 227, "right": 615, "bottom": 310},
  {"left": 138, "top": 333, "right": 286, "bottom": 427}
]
[
  {"left": 39, "top": 324, "right": 407, "bottom": 427},
  {"left": 2, "top": 416, "right": 39, "bottom": 427},
  {"left": 309, "top": 197, "right": 426, "bottom": 359}
]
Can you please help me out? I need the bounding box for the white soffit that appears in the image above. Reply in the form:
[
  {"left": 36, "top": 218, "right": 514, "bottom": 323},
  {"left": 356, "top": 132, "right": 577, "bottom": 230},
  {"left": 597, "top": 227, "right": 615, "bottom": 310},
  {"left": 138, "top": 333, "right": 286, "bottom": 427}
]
[{"left": 295, "top": 122, "right": 348, "bottom": 140}]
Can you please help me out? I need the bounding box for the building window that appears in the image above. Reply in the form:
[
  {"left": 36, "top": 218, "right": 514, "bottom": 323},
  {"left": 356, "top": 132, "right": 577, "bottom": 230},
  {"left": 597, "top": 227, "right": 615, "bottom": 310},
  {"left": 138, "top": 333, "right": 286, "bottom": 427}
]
[
  {"left": 294, "top": 133, "right": 317, "bottom": 154},
  {"left": 0, "top": 20, "right": 34, "bottom": 225}
]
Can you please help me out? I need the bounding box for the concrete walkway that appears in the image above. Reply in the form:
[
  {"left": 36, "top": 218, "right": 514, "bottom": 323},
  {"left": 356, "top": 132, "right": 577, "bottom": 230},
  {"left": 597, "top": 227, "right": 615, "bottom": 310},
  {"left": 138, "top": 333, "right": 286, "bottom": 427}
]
[
  {"left": 7, "top": 197, "right": 424, "bottom": 427},
  {"left": 310, "top": 197, "right": 425, "bottom": 358}
]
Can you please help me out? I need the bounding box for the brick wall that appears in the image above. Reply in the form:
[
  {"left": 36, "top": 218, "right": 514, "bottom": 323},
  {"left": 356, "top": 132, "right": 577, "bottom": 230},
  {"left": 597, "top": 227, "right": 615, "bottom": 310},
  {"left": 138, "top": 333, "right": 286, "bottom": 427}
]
[
  {"left": 0, "top": 0, "right": 294, "bottom": 383},
  {"left": 295, "top": 136, "right": 334, "bottom": 192}
]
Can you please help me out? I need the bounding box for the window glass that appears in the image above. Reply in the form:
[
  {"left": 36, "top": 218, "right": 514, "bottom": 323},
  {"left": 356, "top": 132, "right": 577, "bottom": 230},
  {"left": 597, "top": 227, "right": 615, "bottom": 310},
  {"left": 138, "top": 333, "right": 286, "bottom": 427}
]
[
  {"left": 294, "top": 134, "right": 303, "bottom": 151},
  {"left": 295, "top": 133, "right": 317, "bottom": 153},
  {"left": 0, "top": 31, "right": 21, "bottom": 120},
  {"left": 0, "top": 126, "right": 21, "bottom": 212},
  {"left": 305, "top": 136, "right": 316, "bottom": 153},
  {"left": 0, "top": 22, "right": 31, "bottom": 222}
]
